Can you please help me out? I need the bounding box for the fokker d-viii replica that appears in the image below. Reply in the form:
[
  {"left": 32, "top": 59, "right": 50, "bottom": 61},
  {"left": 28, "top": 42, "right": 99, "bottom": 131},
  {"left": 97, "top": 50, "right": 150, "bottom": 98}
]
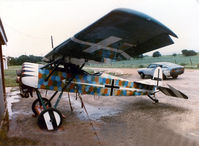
[{"left": 16, "top": 8, "right": 188, "bottom": 131}]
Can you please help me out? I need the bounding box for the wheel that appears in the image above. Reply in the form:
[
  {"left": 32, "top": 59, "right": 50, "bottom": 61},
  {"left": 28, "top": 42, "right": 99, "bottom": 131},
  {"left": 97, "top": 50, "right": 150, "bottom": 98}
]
[
  {"left": 37, "top": 108, "right": 63, "bottom": 131},
  {"left": 154, "top": 99, "right": 159, "bottom": 103},
  {"left": 32, "top": 98, "right": 51, "bottom": 116},
  {"left": 24, "top": 92, "right": 29, "bottom": 98},
  {"left": 140, "top": 72, "right": 145, "bottom": 79},
  {"left": 172, "top": 75, "right": 178, "bottom": 79},
  {"left": 163, "top": 74, "right": 166, "bottom": 80}
]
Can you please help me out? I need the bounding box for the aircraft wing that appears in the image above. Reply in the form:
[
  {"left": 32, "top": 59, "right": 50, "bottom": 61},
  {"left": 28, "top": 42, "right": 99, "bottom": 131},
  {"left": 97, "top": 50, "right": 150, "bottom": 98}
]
[{"left": 43, "top": 8, "right": 177, "bottom": 64}]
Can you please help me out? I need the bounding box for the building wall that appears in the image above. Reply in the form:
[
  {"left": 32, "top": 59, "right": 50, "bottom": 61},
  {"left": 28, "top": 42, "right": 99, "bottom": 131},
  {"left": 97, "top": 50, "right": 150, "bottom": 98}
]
[
  {"left": 0, "top": 18, "right": 7, "bottom": 123},
  {"left": 0, "top": 56, "right": 5, "bottom": 121}
]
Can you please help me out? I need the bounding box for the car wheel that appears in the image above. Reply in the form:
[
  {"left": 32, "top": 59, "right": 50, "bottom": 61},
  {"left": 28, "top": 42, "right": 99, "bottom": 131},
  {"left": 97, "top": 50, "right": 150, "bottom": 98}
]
[
  {"left": 172, "top": 75, "right": 178, "bottom": 79},
  {"left": 140, "top": 72, "right": 145, "bottom": 79},
  {"left": 163, "top": 74, "right": 166, "bottom": 80}
]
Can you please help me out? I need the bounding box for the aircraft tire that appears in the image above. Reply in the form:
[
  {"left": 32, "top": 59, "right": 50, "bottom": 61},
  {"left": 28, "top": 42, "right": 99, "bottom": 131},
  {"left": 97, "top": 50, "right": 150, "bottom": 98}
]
[
  {"left": 32, "top": 98, "right": 51, "bottom": 116},
  {"left": 37, "top": 108, "right": 63, "bottom": 131},
  {"left": 172, "top": 75, "right": 178, "bottom": 79}
]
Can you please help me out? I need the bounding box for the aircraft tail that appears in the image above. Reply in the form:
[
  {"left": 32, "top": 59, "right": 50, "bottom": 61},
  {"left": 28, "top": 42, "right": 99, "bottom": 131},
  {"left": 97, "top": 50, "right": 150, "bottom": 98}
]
[
  {"left": 135, "top": 67, "right": 188, "bottom": 99},
  {"left": 152, "top": 67, "right": 188, "bottom": 99}
]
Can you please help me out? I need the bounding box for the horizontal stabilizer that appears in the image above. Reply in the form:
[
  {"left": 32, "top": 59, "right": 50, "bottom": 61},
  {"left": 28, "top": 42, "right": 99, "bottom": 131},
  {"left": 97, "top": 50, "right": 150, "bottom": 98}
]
[{"left": 158, "top": 85, "right": 188, "bottom": 99}]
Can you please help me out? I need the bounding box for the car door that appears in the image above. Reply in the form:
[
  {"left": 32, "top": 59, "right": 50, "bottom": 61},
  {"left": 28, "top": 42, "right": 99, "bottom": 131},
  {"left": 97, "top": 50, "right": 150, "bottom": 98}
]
[
  {"left": 145, "top": 64, "right": 157, "bottom": 76},
  {"left": 161, "top": 65, "right": 169, "bottom": 76}
]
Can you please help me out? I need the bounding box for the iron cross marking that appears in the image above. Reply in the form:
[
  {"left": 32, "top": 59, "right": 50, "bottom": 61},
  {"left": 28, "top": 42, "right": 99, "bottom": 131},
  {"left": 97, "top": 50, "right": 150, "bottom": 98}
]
[{"left": 105, "top": 79, "right": 120, "bottom": 96}]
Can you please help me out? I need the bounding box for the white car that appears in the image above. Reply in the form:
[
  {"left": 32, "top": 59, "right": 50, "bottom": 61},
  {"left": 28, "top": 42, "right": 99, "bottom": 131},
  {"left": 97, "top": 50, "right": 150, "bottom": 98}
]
[{"left": 137, "top": 62, "right": 184, "bottom": 79}]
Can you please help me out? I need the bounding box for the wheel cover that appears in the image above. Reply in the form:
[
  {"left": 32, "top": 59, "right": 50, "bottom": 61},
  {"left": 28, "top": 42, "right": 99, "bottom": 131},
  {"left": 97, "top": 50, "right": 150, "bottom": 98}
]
[{"left": 37, "top": 108, "right": 63, "bottom": 131}]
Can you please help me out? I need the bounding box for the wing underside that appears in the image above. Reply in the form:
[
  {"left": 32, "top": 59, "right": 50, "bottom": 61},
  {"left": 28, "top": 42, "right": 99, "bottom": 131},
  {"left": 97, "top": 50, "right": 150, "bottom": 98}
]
[{"left": 43, "top": 8, "right": 177, "bottom": 64}]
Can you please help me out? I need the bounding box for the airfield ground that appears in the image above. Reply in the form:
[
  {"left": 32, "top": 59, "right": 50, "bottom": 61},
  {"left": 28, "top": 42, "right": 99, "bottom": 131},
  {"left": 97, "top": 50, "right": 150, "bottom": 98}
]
[{"left": 4, "top": 68, "right": 199, "bottom": 146}]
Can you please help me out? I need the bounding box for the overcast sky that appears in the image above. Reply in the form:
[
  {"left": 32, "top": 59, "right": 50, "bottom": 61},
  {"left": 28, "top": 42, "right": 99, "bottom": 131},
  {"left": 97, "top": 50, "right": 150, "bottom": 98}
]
[{"left": 1, "top": 0, "right": 199, "bottom": 57}]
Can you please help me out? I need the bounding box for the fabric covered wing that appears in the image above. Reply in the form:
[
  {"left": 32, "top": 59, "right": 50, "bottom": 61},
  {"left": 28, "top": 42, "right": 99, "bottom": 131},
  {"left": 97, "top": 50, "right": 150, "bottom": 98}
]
[{"left": 44, "top": 8, "right": 177, "bottom": 64}]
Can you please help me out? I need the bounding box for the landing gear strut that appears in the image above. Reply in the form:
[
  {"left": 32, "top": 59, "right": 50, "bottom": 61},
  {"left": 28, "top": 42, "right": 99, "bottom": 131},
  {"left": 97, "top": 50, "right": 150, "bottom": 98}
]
[
  {"left": 32, "top": 98, "right": 51, "bottom": 116},
  {"left": 33, "top": 62, "right": 86, "bottom": 131},
  {"left": 34, "top": 89, "right": 63, "bottom": 131}
]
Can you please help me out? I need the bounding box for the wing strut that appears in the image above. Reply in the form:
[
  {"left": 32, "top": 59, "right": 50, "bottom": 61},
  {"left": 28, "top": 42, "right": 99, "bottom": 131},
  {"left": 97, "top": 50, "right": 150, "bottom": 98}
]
[
  {"left": 53, "top": 62, "right": 85, "bottom": 108},
  {"left": 40, "top": 59, "right": 61, "bottom": 69},
  {"left": 44, "top": 59, "right": 63, "bottom": 81}
]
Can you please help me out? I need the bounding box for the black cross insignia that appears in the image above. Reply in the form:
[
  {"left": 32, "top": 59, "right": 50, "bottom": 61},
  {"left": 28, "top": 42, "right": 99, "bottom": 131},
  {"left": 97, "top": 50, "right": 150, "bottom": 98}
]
[{"left": 105, "top": 79, "right": 120, "bottom": 96}]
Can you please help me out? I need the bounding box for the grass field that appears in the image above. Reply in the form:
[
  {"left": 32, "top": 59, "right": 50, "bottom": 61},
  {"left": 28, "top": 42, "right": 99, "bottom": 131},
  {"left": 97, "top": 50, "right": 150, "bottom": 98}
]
[
  {"left": 4, "top": 66, "right": 20, "bottom": 87},
  {"left": 4, "top": 54, "right": 199, "bottom": 87},
  {"left": 88, "top": 54, "right": 199, "bottom": 68}
]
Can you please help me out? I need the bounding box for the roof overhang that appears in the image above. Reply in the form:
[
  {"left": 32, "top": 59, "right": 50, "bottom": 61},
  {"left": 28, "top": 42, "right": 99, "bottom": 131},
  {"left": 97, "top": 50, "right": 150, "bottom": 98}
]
[{"left": 0, "top": 18, "right": 8, "bottom": 45}]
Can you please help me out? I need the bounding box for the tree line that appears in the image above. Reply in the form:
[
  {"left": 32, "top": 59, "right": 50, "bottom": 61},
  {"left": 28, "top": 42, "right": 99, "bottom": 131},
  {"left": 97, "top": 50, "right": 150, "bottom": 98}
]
[
  {"left": 8, "top": 55, "right": 42, "bottom": 65},
  {"left": 152, "top": 49, "right": 197, "bottom": 58},
  {"left": 135, "top": 49, "right": 198, "bottom": 59},
  {"left": 7, "top": 49, "right": 198, "bottom": 65}
]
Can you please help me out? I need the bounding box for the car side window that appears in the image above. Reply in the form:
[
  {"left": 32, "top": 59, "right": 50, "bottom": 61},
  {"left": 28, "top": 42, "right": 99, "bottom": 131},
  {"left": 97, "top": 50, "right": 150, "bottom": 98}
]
[
  {"left": 162, "top": 65, "right": 168, "bottom": 68},
  {"left": 148, "top": 64, "right": 156, "bottom": 68}
]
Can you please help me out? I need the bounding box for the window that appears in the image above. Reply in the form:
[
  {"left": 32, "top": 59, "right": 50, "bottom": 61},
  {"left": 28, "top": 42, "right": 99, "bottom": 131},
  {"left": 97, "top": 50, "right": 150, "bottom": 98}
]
[
  {"left": 162, "top": 65, "right": 168, "bottom": 68},
  {"left": 148, "top": 64, "right": 156, "bottom": 68}
]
